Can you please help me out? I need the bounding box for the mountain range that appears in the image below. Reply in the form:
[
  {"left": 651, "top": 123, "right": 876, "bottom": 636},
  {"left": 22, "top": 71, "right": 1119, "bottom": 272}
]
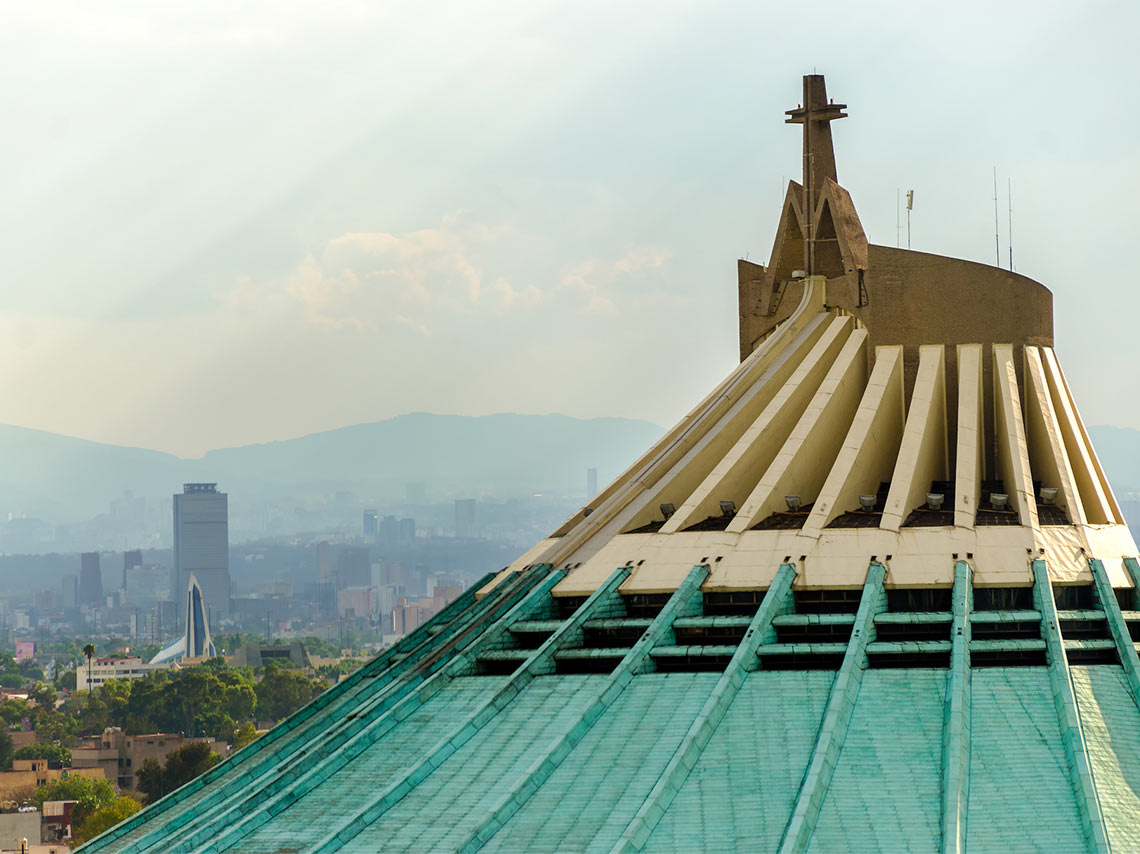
[
  {"left": 0, "top": 416, "right": 1134, "bottom": 526},
  {"left": 0, "top": 413, "right": 666, "bottom": 522}
]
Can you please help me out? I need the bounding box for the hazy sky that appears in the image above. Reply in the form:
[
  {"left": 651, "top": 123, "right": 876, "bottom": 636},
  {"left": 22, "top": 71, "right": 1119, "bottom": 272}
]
[{"left": 1, "top": 1, "right": 1138, "bottom": 457}]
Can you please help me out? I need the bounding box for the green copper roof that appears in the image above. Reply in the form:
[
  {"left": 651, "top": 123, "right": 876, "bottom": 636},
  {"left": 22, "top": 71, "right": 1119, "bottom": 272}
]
[{"left": 79, "top": 557, "right": 1140, "bottom": 853}]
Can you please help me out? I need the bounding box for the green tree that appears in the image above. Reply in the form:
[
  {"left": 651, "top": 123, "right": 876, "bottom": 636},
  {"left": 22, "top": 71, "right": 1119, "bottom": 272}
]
[
  {"left": 71, "top": 794, "right": 141, "bottom": 845},
  {"left": 0, "top": 729, "right": 12, "bottom": 770},
  {"left": 135, "top": 742, "right": 220, "bottom": 804},
  {"left": 56, "top": 668, "right": 77, "bottom": 691},
  {"left": 0, "top": 698, "right": 28, "bottom": 726},
  {"left": 255, "top": 662, "right": 322, "bottom": 723},
  {"left": 33, "top": 707, "right": 79, "bottom": 745},
  {"left": 33, "top": 774, "right": 116, "bottom": 827},
  {"left": 82, "top": 643, "right": 96, "bottom": 693},
  {"left": 28, "top": 681, "right": 57, "bottom": 709},
  {"left": 13, "top": 743, "right": 71, "bottom": 766},
  {"left": 231, "top": 721, "right": 259, "bottom": 750}
]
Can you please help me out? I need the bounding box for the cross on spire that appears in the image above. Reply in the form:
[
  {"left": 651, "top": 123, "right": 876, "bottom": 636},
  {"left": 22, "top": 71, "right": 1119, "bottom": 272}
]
[{"left": 785, "top": 75, "right": 846, "bottom": 273}]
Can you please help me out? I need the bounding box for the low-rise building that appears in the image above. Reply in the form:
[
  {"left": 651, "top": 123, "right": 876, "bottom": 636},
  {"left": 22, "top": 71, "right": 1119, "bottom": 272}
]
[
  {"left": 230, "top": 642, "right": 310, "bottom": 669},
  {"left": 71, "top": 728, "right": 229, "bottom": 790},
  {"left": 78, "top": 657, "right": 167, "bottom": 690},
  {"left": 0, "top": 761, "right": 104, "bottom": 802}
]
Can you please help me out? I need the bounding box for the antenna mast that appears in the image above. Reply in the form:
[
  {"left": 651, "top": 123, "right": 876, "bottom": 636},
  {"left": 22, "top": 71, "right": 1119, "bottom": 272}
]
[
  {"left": 993, "top": 167, "right": 1000, "bottom": 267},
  {"left": 1007, "top": 178, "right": 1014, "bottom": 272}
]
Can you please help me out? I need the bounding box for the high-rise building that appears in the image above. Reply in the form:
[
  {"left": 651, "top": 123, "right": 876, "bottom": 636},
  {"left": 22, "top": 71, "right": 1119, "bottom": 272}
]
[
  {"left": 84, "top": 75, "right": 1140, "bottom": 853},
  {"left": 60, "top": 574, "right": 78, "bottom": 609},
  {"left": 123, "top": 548, "right": 143, "bottom": 591},
  {"left": 454, "top": 499, "right": 476, "bottom": 539},
  {"left": 336, "top": 547, "right": 371, "bottom": 590},
  {"left": 316, "top": 541, "right": 332, "bottom": 581},
  {"left": 362, "top": 509, "right": 378, "bottom": 538},
  {"left": 78, "top": 552, "right": 102, "bottom": 607},
  {"left": 173, "top": 483, "right": 229, "bottom": 624}
]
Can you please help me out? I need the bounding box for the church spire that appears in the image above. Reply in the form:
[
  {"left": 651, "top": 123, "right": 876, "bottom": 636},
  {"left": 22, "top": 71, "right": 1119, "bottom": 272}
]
[{"left": 785, "top": 74, "right": 847, "bottom": 273}]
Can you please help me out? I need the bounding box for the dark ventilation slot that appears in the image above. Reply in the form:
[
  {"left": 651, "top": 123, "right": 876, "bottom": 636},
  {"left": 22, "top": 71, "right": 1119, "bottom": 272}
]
[
  {"left": 774, "top": 620, "right": 854, "bottom": 645},
  {"left": 867, "top": 651, "right": 950, "bottom": 669},
  {"left": 795, "top": 589, "right": 863, "bottom": 614},
  {"left": 902, "top": 480, "right": 955, "bottom": 527},
  {"left": 623, "top": 520, "right": 666, "bottom": 534},
  {"left": 1034, "top": 479, "right": 1071, "bottom": 525},
  {"left": 509, "top": 627, "right": 555, "bottom": 650},
  {"left": 556, "top": 596, "right": 589, "bottom": 620},
  {"left": 1053, "top": 585, "right": 1095, "bottom": 611},
  {"left": 971, "top": 648, "right": 1047, "bottom": 667},
  {"left": 971, "top": 620, "right": 1040, "bottom": 641},
  {"left": 477, "top": 657, "right": 526, "bottom": 676},
  {"left": 1066, "top": 648, "right": 1119, "bottom": 666},
  {"left": 674, "top": 624, "right": 748, "bottom": 645},
  {"left": 1127, "top": 620, "right": 1140, "bottom": 643},
  {"left": 760, "top": 652, "right": 845, "bottom": 671},
  {"left": 1114, "top": 588, "right": 1135, "bottom": 612},
  {"left": 975, "top": 479, "right": 1020, "bottom": 526},
  {"left": 1058, "top": 619, "right": 1111, "bottom": 641},
  {"left": 555, "top": 655, "right": 622, "bottom": 675},
  {"left": 653, "top": 654, "right": 733, "bottom": 673},
  {"left": 703, "top": 591, "right": 765, "bottom": 617},
  {"left": 874, "top": 621, "right": 950, "bottom": 642},
  {"left": 683, "top": 515, "right": 735, "bottom": 532},
  {"left": 886, "top": 588, "right": 953, "bottom": 612},
  {"left": 827, "top": 482, "right": 890, "bottom": 528},
  {"left": 623, "top": 593, "right": 671, "bottom": 618},
  {"left": 582, "top": 622, "right": 647, "bottom": 648},
  {"left": 752, "top": 503, "right": 814, "bottom": 531},
  {"left": 974, "top": 587, "right": 1035, "bottom": 611},
  {"left": 1036, "top": 504, "right": 1070, "bottom": 525}
]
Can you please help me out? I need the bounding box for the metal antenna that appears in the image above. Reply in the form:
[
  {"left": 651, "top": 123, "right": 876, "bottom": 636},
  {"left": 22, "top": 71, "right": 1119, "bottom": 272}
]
[
  {"left": 993, "top": 167, "right": 1000, "bottom": 267},
  {"left": 1007, "top": 178, "right": 1014, "bottom": 272},
  {"left": 896, "top": 188, "right": 901, "bottom": 248}
]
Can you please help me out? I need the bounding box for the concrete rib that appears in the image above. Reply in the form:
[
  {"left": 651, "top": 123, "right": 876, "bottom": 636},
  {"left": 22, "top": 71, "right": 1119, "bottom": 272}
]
[
  {"left": 1033, "top": 559, "right": 1111, "bottom": 854},
  {"left": 777, "top": 561, "right": 886, "bottom": 853}
]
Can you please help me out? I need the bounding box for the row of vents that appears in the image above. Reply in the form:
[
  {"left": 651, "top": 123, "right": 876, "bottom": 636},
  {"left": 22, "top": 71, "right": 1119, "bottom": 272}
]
[
  {"left": 627, "top": 480, "right": 1065, "bottom": 534},
  {"left": 474, "top": 581, "right": 1132, "bottom": 676}
]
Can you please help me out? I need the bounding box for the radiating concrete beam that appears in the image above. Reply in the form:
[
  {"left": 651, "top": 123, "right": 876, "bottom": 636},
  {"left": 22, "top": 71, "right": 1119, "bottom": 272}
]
[
  {"left": 993, "top": 344, "right": 1037, "bottom": 527},
  {"left": 1024, "top": 346, "right": 1086, "bottom": 525},
  {"left": 803, "top": 345, "right": 904, "bottom": 533},
  {"left": 664, "top": 315, "right": 852, "bottom": 534},
  {"left": 778, "top": 562, "right": 887, "bottom": 853},
  {"left": 954, "top": 344, "right": 982, "bottom": 529},
  {"left": 609, "top": 563, "right": 797, "bottom": 852},
  {"left": 729, "top": 329, "right": 868, "bottom": 532},
  {"left": 1033, "top": 559, "right": 1110, "bottom": 854},
  {"left": 940, "top": 560, "right": 972, "bottom": 854},
  {"left": 881, "top": 346, "right": 947, "bottom": 531}
]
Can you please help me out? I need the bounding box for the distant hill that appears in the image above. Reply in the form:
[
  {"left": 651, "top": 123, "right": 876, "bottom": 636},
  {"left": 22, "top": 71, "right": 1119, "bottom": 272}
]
[
  {"left": 0, "top": 414, "right": 666, "bottom": 522},
  {"left": 0, "top": 416, "right": 1132, "bottom": 527}
]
